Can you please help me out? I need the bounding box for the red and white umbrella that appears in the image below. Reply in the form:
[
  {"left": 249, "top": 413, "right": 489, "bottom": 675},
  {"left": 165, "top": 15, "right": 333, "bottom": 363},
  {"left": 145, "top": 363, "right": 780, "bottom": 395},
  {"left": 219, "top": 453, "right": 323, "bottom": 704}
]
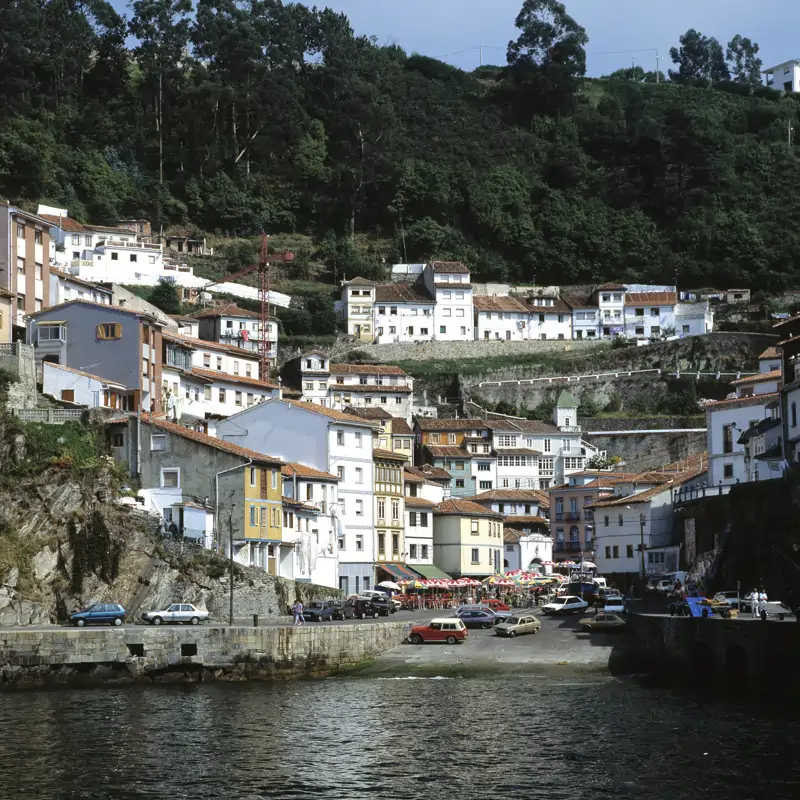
[
  {"left": 541, "top": 560, "right": 555, "bottom": 566},
  {"left": 492, "top": 578, "right": 516, "bottom": 587},
  {"left": 560, "top": 560, "right": 578, "bottom": 568}
]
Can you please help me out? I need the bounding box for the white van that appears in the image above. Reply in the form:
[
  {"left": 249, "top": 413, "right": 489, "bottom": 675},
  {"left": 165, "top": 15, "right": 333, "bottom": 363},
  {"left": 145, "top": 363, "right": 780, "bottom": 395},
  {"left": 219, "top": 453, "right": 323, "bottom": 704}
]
[{"left": 592, "top": 577, "right": 608, "bottom": 590}]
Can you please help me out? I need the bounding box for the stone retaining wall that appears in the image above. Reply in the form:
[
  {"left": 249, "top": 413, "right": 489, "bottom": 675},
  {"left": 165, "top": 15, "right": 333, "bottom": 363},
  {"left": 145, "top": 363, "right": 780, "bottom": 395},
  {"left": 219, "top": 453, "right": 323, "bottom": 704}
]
[{"left": 0, "top": 622, "right": 412, "bottom": 689}]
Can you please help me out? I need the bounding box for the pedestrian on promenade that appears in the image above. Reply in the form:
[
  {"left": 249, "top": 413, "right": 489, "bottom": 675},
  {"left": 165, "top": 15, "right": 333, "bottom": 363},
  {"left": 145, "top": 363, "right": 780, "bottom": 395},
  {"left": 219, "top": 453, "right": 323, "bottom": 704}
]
[
  {"left": 759, "top": 588, "right": 768, "bottom": 610},
  {"left": 751, "top": 588, "right": 759, "bottom": 618},
  {"left": 293, "top": 601, "right": 305, "bottom": 626}
]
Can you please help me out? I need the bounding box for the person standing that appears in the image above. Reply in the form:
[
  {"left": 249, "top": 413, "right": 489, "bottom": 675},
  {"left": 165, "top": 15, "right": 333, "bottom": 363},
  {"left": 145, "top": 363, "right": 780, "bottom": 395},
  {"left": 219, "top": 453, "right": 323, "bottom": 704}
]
[
  {"left": 759, "top": 588, "right": 768, "bottom": 613},
  {"left": 293, "top": 601, "right": 305, "bottom": 626},
  {"left": 751, "top": 588, "right": 760, "bottom": 618}
]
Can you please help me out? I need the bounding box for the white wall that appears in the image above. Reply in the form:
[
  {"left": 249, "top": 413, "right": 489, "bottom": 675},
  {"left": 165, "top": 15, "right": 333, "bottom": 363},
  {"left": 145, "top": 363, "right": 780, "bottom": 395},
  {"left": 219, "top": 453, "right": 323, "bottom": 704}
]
[
  {"left": 527, "top": 310, "right": 572, "bottom": 340},
  {"left": 42, "top": 362, "right": 119, "bottom": 407},
  {"left": 191, "top": 345, "right": 261, "bottom": 381},
  {"left": 475, "top": 310, "right": 528, "bottom": 342},
  {"left": 707, "top": 400, "right": 771, "bottom": 486},
  {"left": 374, "top": 303, "right": 435, "bottom": 343},
  {"left": 623, "top": 305, "right": 675, "bottom": 339}
]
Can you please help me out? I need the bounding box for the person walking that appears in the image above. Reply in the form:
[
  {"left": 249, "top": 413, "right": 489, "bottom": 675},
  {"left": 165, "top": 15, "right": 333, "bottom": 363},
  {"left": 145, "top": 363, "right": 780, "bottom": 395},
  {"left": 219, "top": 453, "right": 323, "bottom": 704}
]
[
  {"left": 292, "top": 601, "right": 305, "bottom": 626},
  {"left": 751, "top": 588, "right": 760, "bottom": 618}
]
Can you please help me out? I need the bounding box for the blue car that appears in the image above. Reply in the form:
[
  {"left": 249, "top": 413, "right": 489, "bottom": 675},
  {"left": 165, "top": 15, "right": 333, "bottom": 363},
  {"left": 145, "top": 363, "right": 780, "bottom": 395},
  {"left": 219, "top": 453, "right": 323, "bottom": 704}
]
[
  {"left": 302, "top": 601, "right": 335, "bottom": 622},
  {"left": 454, "top": 608, "right": 496, "bottom": 629},
  {"left": 70, "top": 603, "right": 126, "bottom": 627}
]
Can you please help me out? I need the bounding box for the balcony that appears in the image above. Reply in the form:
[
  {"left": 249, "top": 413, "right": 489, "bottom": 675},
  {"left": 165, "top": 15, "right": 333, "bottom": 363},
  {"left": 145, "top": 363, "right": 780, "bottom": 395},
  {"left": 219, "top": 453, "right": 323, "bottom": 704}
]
[
  {"left": 566, "top": 511, "right": 581, "bottom": 521},
  {"left": 555, "top": 512, "right": 564, "bottom": 521},
  {"left": 567, "top": 542, "right": 583, "bottom": 553}
]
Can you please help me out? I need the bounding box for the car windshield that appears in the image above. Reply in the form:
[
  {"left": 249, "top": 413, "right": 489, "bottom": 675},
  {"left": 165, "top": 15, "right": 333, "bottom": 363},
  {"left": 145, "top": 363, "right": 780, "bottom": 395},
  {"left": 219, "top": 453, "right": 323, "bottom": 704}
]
[
  {"left": 552, "top": 598, "right": 567, "bottom": 605},
  {"left": 307, "top": 602, "right": 324, "bottom": 609},
  {"left": 507, "top": 618, "right": 520, "bottom": 624}
]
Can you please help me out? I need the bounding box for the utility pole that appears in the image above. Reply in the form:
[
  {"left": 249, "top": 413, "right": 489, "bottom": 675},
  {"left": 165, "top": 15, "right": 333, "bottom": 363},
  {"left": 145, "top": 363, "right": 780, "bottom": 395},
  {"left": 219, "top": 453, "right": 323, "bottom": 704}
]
[
  {"left": 656, "top": 50, "right": 660, "bottom": 84},
  {"left": 639, "top": 513, "right": 646, "bottom": 580}
]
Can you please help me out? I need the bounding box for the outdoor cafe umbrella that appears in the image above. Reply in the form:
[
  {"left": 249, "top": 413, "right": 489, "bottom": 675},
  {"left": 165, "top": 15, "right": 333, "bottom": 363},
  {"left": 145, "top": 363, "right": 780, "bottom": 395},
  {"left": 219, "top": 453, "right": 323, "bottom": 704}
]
[
  {"left": 560, "top": 560, "right": 578, "bottom": 568},
  {"left": 492, "top": 578, "right": 516, "bottom": 588},
  {"left": 377, "top": 580, "right": 401, "bottom": 591},
  {"left": 579, "top": 562, "right": 597, "bottom": 570}
]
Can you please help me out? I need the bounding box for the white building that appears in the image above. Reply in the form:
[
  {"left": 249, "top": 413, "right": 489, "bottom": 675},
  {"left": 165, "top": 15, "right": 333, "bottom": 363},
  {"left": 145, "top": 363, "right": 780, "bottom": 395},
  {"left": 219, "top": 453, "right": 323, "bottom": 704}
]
[
  {"left": 503, "top": 529, "right": 553, "bottom": 574},
  {"left": 764, "top": 60, "right": 800, "bottom": 92},
  {"left": 41, "top": 361, "right": 133, "bottom": 409},
  {"left": 215, "top": 399, "right": 380, "bottom": 595},
  {"left": 341, "top": 277, "right": 376, "bottom": 342},
  {"left": 281, "top": 463, "right": 340, "bottom": 589},
  {"left": 49, "top": 268, "right": 112, "bottom": 307},
  {"left": 403, "top": 468, "right": 445, "bottom": 568},
  {"left": 428, "top": 261, "right": 473, "bottom": 341},
  {"left": 374, "top": 283, "right": 435, "bottom": 343},
  {"left": 622, "top": 291, "right": 677, "bottom": 339},
  {"left": 526, "top": 297, "right": 573, "bottom": 340},
  {"left": 295, "top": 357, "right": 415, "bottom": 421},
  {"left": 473, "top": 296, "right": 530, "bottom": 341},
  {"left": 593, "top": 462, "right": 706, "bottom": 578},
  {"left": 193, "top": 303, "right": 279, "bottom": 363}
]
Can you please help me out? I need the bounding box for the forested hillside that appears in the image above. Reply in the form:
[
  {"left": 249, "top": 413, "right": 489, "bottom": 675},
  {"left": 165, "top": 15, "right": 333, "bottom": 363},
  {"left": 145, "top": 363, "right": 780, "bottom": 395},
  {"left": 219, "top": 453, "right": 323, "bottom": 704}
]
[{"left": 2, "top": 0, "right": 800, "bottom": 289}]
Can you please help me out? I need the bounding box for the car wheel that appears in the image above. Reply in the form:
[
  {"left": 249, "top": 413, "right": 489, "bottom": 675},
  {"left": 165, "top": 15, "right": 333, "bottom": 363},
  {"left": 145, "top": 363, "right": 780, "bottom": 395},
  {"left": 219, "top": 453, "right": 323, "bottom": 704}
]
[
  {"left": 76, "top": 619, "right": 85, "bottom": 628},
  {"left": 446, "top": 635, "right": 457, "bottom": 645},
  {"left": 509, "top": 630, "right": 517, "bottom": 638},
  {"left": 410, "top": 634, "right": 423, "bottom": 645},
  {"left": 481, "top": 622, "right": 491, "bottom": 629},
  {"left": 152, "top": 616, "right": 163, "bottom": 626},
  {"left": 360, "top": 613, "right": 366, "bottom": 620},
  {"left": 533, "top": 627, "right": 540, "bottom": 634},
  {"left": 190, "top": 616, "right": 199, "bottom": 625},
  {"left": 373, "top": 612, "right": 379, "bottom": 619},
  {"left": 779, "top": 614, "right": 786, "bottom": 621},
  {"left": 113, "top": 618, "right": 123, "bottom": 627}
]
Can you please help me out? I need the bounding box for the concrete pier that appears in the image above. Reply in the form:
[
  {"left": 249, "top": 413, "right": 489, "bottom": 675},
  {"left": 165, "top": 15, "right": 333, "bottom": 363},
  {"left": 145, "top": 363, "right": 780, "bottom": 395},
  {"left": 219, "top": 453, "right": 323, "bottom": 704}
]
[{"left": 0, "top": 622, "right": 412, "bottom": 689}]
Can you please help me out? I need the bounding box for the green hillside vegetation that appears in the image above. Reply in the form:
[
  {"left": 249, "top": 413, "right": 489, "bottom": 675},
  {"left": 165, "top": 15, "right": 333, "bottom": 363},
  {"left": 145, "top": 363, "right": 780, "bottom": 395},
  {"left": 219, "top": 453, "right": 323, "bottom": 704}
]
[{"left": 1, "top": 1, "right": 798, "bottom": 289}]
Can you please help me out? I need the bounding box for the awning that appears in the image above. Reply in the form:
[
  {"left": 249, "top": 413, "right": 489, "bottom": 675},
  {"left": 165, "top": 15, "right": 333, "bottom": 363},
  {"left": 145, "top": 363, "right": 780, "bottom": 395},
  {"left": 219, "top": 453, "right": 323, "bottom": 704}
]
[
  {"left": 376, "top": 562, "right": 422, "bottom": 581},
  {"left": 411, "top": 564, "right": 453, "bottom": 581}
]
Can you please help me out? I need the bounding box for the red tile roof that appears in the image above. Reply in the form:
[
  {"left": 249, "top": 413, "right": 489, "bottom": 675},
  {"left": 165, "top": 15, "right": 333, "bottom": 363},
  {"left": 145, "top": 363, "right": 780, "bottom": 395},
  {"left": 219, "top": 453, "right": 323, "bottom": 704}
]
[
  {"left": 192, "top": 303, "right": 260, "bottom": 320},
  {"left": 406, "top": 465, "right": 452, "bottom": 481},
  {"left": 28, "top": 298, "right": 162, "bottom": 322},
  {"left": 375, "top": 284, "right": 433, "bottom": 303},
  {"left": 465, "top": 489, "right": 550, "bottom": 505},
  {"left": 431, "top": 261, "right": 469, "bottom": 274},
  {"left": 730, "top": 370, "right": 782, "bottom": 386},
  {"left": 190, "top": 368, "right": 278, "bottom": 390},
  {"left": 473, "top": 296, "right": 529, "bottom": 313},
  {"left": 404, "top": 496, "right": 435, "bottom": 508},
  {"left": 759, "top": 347, "right": 780, "bottom": 360},
  {"left": 426, "top": 445, "right": 473, "bottom": 458},
  {"left": 416, "top": 419, "right": 488, "bottom": 431},
  {"left": 704, "top": 392, "right": 780, "bottom": 410},
  {"left": 373, "top": 448, "right": 409, "bottom": 461},
  {"left": 503, "top": 515, "right": 549, "bottom": 526},
  {"left": 283, "top": 399, "right": 381, "bottom": 425},
  {"left": 163, "top": 330, "right": 262, "bottom": 359},
  {"left": 40, "top": 214, "right": 87, "bottom": 233},
  {"left": 523, "top": 298, "right": 572, "bottom": 314},
  {"left": 625, "top": 292, "right": 677, "bottom": 305},
  {"left": 342, "top": 277, "right": 376, "bottom": 286},
  {"left": 433, "top": 498, "right": 503, "bottom": 517},
  {"left": 596, "top": 283, "right": 627, "bottom": 291},
  {"left": 391, "top": 417, "right": 413, "bottom": 435},
  {"left": 281, "top": 463, "right": 338, "bottom": 481},
  {"left": 435, "top": 282, "right": 473, "bottom": 289},
  {"left": 341, "top": 384, "right": 412, "bottom": 394},
  {"left": 329, "top": 363, "right": 408, "bottom": 376},
  {"left": 142, "top": 415, "right": 282, "bottom": 464}
]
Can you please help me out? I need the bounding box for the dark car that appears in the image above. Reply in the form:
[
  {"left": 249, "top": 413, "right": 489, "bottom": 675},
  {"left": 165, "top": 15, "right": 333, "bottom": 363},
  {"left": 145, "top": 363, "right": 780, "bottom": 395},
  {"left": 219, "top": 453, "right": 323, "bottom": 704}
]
[
  {"left": 351, "top": 598, "right": 380, "bottom": 620},
  {"left": 366, "top": 595, "right": 395, "bottom": 617},
  {"left": 70, "top": 603, "right": 126, "bottom": 627},
  {"left": 454, "top": 608, "right": 496, "bottom": 629},
  {"left": 303, "top": 601, "right": 335, "bottom": 622},
  {"left": 330, "top": 600, "right": 356, "bottom": 620}
]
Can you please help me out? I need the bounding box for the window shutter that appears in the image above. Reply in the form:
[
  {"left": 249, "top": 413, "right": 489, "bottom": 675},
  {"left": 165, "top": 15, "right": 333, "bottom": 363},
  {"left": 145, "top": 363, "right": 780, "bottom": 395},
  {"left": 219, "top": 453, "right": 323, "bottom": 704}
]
[
  {"left": 114, "top": 323, "right": 122, "bottom": 339},
  {"left": 96, "top": 324, "right": 105, "bottom": 340}
]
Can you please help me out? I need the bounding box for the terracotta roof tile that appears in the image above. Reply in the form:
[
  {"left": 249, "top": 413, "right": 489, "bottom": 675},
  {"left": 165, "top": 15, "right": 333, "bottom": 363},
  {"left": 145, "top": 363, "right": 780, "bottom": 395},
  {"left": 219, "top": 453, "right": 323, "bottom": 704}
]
[
  {"left": 329, "top": 364, "right": 408, "bottom": 376},
  {"left": 730, "top": 370, "right": 782, "bottom": 386},
  {"left": 192, "top": 303, "right": 261, "bottom": 320},
  {"left": 466, "top": 489, "right": 550, "bottom": 505},
  {"left": 190, "top": 368, "right": 278, "bottom": 390},
  {"left": 283, "top": 399, "right": 381, "bottom": 426},
  {"left": 591, "top": 468, "right": 706, "bottom": 508},
  {"left": 50, "top": 268, "right": 112, "bottom": 293},
  {"left": 339, "top": 384, "right": 412, "bottom": 394},
  {"left": 416, "top": 419, "right": 488, "bottom": 431},
  {"left": 373, "top": 448, "right": 409, "bottom": 461},
  {"left": 433, "top": 498, "right": 504, "bottom": 517},
  {"left": 163, "top": 330, "right": 262, "bottom": 359},
  {"left": 759, "top": 347, "right": 780, "bottom": 360},
  {"left": 29, "top": 298, "right": 162, "bottom": 322},
  {"left": 523, "top": 298, "right": 572, "bottom": 314},
  {"left": 704, "top": 392, "right": 780, "bottom": 410},
  {"left": 40, "top": 214, "right": 87, "bottom": 233},
  {"left": 406, "top": 465, "right": 452, "bottom": 481},
  {"left": 142, "top": 415, "right": 282, "bottom": 464},
  {"left": 431, "top": 261, "right": 469, "bottom": 274},
  {"left": 502, "top": 515, "right": 549, "bottom": 526},
  {"left": 625, "top": 292, "right": 677, "bottom": 305},
  {"left": 425, "top": 445, "right": 473, "bottom": 458},
  {"left": 435, "top": 282, "right": 473, "bottom": 289},
  {"left": 473, "top": 296, "right": 529, "bottom": 313},
  {"left": 281, "top": 463, "right": 338, "bottom": 481},
  {"left": 342, "top": 277, "right": 376, "bottom": 286},
  {"left": 343, "top": 406, "right": 392, "bottom": 420},
  {"left": 375, "top": 283, "right": 433, "bottom": 303},
  {"left": 404, "top": 496, "right": 435, "bottom": 508},
  {"left": 596, "top": 282, "right": 627, "bottom": 291},
  {"left": 391, "top": 418, "right": 413, "bottom": 435}
]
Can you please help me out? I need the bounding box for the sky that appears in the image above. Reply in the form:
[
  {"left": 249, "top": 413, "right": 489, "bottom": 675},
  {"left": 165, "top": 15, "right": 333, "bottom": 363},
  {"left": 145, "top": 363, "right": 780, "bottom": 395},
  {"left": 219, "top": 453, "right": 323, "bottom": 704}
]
[{"left": 112, "top": 1, "right": 799, "bottom": 77}]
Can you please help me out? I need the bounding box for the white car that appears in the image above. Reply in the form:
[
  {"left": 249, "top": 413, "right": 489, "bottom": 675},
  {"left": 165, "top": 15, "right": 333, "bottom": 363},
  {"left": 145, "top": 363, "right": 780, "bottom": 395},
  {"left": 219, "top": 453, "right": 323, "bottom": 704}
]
[
  {"left": 603, "top": 596, "right": 627, "bottom": 615},
  {"left": 542, "top": 596, "right": 589, "bottom": 615},
  {"left": 141, "top": 603, "right": 210, "bottom": 626}
]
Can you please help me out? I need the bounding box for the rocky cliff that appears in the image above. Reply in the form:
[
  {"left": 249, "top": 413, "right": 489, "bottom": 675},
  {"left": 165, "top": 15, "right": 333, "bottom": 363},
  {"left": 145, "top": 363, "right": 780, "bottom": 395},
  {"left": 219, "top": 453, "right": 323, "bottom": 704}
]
[{"left": 0, "top": 416, "right": 333, "bottom": 626}]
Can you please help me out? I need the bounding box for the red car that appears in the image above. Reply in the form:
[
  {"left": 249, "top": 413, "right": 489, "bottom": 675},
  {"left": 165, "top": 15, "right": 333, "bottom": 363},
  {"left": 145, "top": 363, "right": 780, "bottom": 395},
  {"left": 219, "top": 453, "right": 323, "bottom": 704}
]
[
  {"left": 484, "top": 598, "right": 511, "bottom": 612},
  {"left": 409, "top": 618, "right": 468, "bottom": 645}
]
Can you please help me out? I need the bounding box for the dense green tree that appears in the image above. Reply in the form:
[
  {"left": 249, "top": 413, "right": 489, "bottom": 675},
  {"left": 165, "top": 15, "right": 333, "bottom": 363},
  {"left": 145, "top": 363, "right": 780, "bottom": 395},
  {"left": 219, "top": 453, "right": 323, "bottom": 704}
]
[
  {"left": 669, "top": 29, "right": 730, "bottom": 85},
  {"left": 603, "top": 66, "right": 665, "bottom": 84},
  {"left": 726, "top": 35, "right": 763, "bottom": 86},
  {"left": 149, "top": 280, "right": 181, "bottom": 313}
]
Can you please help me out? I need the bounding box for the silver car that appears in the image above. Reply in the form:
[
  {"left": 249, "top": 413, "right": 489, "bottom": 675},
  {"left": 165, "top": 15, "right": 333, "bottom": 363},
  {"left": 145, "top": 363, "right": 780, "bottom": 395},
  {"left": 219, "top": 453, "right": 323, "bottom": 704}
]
[
  {"left": 494, "top": 614, "right": 541, "bottom": 637},
  {"left": 141, "top": 603, "right": 210, "bottom": 626}
]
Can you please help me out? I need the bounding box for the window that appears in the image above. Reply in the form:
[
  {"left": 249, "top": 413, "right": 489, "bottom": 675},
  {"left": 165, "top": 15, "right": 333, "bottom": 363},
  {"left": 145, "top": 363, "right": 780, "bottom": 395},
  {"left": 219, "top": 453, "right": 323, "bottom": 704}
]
[
  {"left": 233, "top": 362, "right": 240, "bottom": 376},
  {"left": 635, "top": 327, "right": 645, "bottom": 337},
  {"left": 378, "top": 499, "right": 386, "bottom": 519},
  {"left": 216, "top": 356, "right": 222, "bottom": 371},
  {"left": 392, "top": 499, "right": 399, "bottom": 520},
  {"left": 455, "top": 479, "right": 464, "bottom": 488},
  {"left": 626, "top": 545, "right": 634, "bottom": 559},
  {"left": 34, "top": 229, "right": 43, "bottom": 245},
  {"left": 271, "top": 469, "right": 278, "bottom": 490},
  {"left": 304, "top": 382, "right": 314, "bottom": 390},
  {"left": 409, "top": 511, "right": 417, "bottom": 527},
  {"left": 204, "top": 385, "right": 211, "bottom": 400},
  {"left": 613, "top": 545, "right": 619, "bottom": 558},
  {"left": 378, "top": 306, "right": 385, "bottom": 314},
  {"left": 635, "top": 308, "right": 644, "bottom": 317},
  {"left": 249, "top": 467, "right": 257, "bottom": 487},
  {"left": 604, "top": 516, "right": 609, "bottom": 527},
  {"left": 792, "top": 402, "right": 797, "bottom": 428},
  {"left": 355, "top": 500, "right": 363, "bottom": 516},
  {"left": 390, "top": 306, "right": 397, "bottom": 315},
  {"left": 441, "top": 291, "right": 451, "bottom": 299},
  {"left": 498, "top": 434, "right": 516, "bottom": 447},
  {"left": 419, "top": 512, "right": 428, "bottom": 527},
  {"left": 477, "top": 463, "right": 490, "bottom": 471},
  {"left": 337, "top": 430, "right": 344, "bottom": 446},
  {"left": 722, "top": 424, "right": 734, "bottom": 454},
  {"left": 16, "top": 257, "right": 25, "bottom": 275},
  {"left": 246, "top": 363, "right": 252, "bottom": 377},
  {"left": 479, "top": 480, "right": 492, "bottom": 490},
  {"left": 543, "top": 439, "right": 551, "bottom": 453},
  {"left": 355, "top": 467, "right": 363, "bottom": 484},
  {"left": 409, "top": 544, "right": 418, "bottom": 559},
  {"left": 355, "top": 535, "right": 364, "bottom": 551},
  {"left": 380, "top": 396, "right": 387, "bottom": 404},
  {"left": 650, "top": 308, "right": 659, "bottom": 317},
  {"left": 337, "top": 466, "right": 345, "bottom": 481},
  {"left": 470, "top": 548, "right": 480, "bottom": 564},
  {"left": 37, "top": 324, "right": 64, "bottom": 341},
  {"left": 161, "top": 469, "right": 179, "bottom": 488},
  {"left": 235, "top": 391, "right": 242, "bottom": 407},
  {"left": 456, "top": 308, "right": 465, "bottom": 317},
  {"left": 150, "top": 435, "right": 167, "bottom": 452},
  {"left": 605, "top": 546, "right": 611, "bottom": 559},
  {"left": 250, "top": 506, "right": 257, "bottom": 526},
  {"left": 355, "top": 432, "right": 362, "bottom": 448},
  {"left": 723, "top": 464, "right": 734, "bottom": 479},
  {"left": 439, "top": 326, "right": 446, "bottom": 334},
  {"left": 96, "top": 322, "right": 122, "bottom": 340},
  {"left": 130, "top": 254, "right": 137, "bottom": 262},
  {"left": 218, "top": 388, "right": 225, "bottom": 403},
  {"left": 471, "top": 519, "right": 479, "bottom": 534},
  {"left": 618, "top": 514, "right": 624, "bottom": 526}
]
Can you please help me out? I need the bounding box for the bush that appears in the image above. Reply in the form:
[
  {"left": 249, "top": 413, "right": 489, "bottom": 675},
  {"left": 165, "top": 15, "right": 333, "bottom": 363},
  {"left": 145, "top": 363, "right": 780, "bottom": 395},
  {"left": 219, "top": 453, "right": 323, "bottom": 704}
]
[{"left": 604, "top": 393, "right": 622, "bottom": 413}]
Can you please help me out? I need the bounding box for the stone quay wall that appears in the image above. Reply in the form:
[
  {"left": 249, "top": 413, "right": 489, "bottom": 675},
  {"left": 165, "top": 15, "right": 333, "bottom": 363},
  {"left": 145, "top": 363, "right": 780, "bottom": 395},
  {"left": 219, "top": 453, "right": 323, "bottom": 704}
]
[
  {"left": 612, "top": 614, "right": 800, "bottom": 684},
  {"left": 0, "top": 622, "right": 412, "bottom": 690}
]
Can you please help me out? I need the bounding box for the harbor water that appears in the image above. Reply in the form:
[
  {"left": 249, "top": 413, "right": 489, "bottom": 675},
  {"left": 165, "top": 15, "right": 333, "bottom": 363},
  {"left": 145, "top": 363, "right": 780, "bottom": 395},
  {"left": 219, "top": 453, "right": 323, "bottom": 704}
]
[{"left": 1, "top": 675, "right": 798, "bottom": 799}]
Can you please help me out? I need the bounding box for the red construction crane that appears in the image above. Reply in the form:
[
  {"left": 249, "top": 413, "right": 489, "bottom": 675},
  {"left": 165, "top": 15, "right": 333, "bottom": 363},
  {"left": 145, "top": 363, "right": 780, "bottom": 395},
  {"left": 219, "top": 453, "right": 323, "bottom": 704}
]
[{"left": 202, "top": 233, "right": 294, "bottom": 379}]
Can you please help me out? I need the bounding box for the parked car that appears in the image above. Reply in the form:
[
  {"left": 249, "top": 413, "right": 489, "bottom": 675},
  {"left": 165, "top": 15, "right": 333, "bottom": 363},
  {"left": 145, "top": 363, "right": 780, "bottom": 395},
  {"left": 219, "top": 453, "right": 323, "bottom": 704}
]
[
  {"left": 330, "top": 600, "right": 356, "bottom": 620},
  {"left": 360, "top": 589, "right": 389, "bottom": 601},
  {"left": 458, "top": 604, "right": 513, "bottom": 623},
  {"left": 350, "top": 598, "right": 380, "bottom": 620},
  {"left": 483, "top": 598, "right": 511, "bottom": 612},
  {"left": 454, "top": 608, "right": 496, "bottom": 629},
  {"left": 495, "top": 614, "right": 541, "bottom": 637},
  {"left": 560, "top": 582, "right": 602, "bottom": 604},
  {"left": 363, "top": 595, "right": 395, "bottom": 617},
  {"left": 303, "top": 601, "right": 336, "bottom": 622},
  {"left": 579, "top": 613, "right": 627, "bottom": 632},
  {"left": 70, "top": 603, "right": 126, "bottom": 627},
  {"left": 409, "top": 618, "right": 468, "bottom": 645},
  {"left": 141, "top": 603, "right": 209, "bottom": 626},
  {"left": 603, "top": 596, "right": 627, "bottom": 616},
  {"left": 654, "top": 579, "right": 675, "bottom": 594},
  {"left": 542, "top": 595, "right": 589, "bottom": 615}
]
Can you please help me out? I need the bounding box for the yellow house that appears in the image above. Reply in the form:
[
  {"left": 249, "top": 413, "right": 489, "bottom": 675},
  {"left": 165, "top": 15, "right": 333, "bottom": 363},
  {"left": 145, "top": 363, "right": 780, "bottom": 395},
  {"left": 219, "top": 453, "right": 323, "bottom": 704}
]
[
  {"left": 242, "top": 459, "right": 285, "bottom": 574},
  {"left": 373, "top": 448, "right": 409, "bottom": 578},
  {"left": 432, "top": 498, "right": 504, "bottom": 577}
]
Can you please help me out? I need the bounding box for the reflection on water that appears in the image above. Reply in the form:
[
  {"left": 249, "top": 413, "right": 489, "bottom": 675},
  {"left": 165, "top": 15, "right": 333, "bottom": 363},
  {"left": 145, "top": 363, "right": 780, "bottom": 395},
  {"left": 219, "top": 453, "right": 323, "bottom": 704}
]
[{"left": 0, "top": 676, "right": 799, "bottom": 799}]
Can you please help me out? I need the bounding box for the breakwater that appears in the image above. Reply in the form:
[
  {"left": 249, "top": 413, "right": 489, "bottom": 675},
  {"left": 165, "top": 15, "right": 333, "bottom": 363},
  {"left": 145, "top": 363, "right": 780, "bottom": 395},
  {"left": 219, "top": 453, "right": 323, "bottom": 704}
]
[{"left": 0, "top": 623, "right": 411, "bottom": 689}]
